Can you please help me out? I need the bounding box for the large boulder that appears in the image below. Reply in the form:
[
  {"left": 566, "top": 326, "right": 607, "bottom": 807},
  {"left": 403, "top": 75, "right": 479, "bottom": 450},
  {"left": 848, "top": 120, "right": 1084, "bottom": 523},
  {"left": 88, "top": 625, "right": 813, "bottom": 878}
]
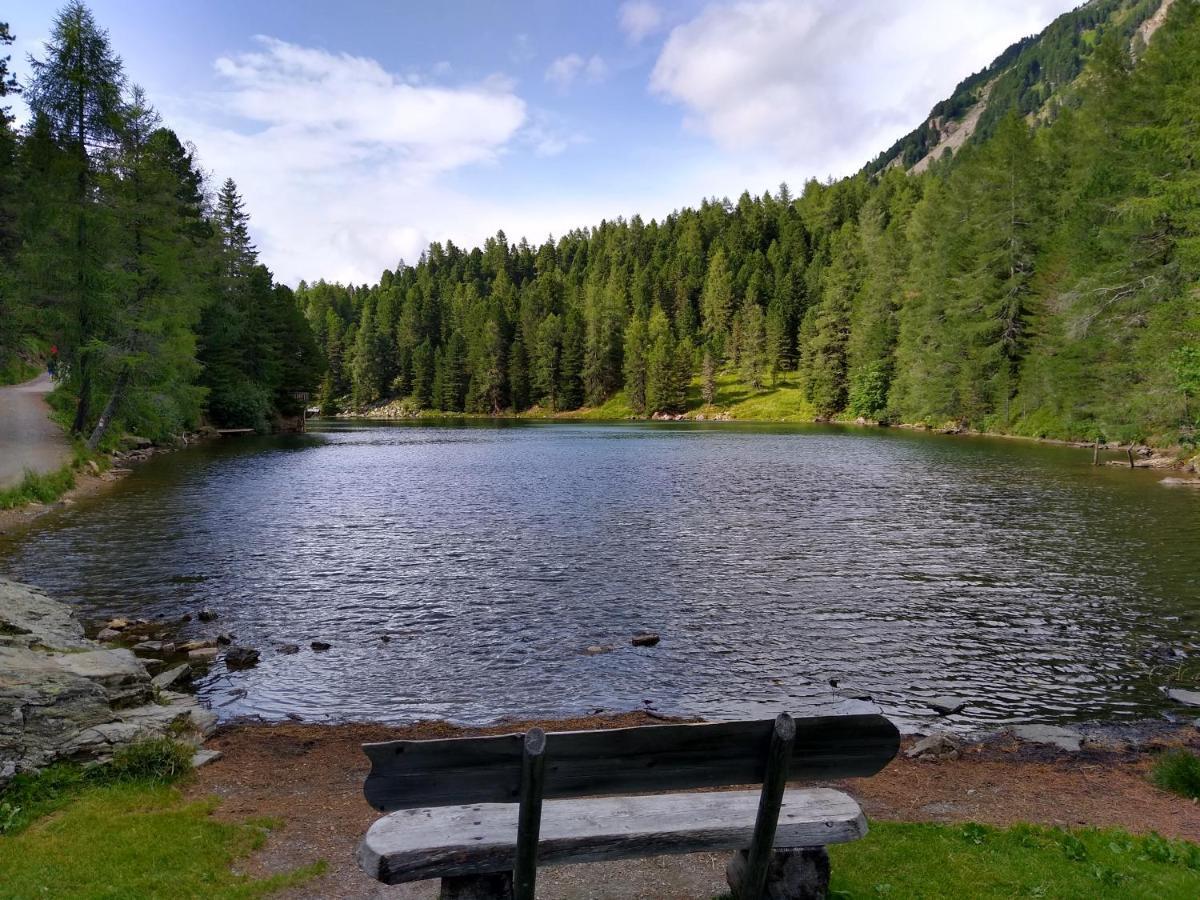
[{"left": 0, "top": 578, "right": 216, "bottom": 787}]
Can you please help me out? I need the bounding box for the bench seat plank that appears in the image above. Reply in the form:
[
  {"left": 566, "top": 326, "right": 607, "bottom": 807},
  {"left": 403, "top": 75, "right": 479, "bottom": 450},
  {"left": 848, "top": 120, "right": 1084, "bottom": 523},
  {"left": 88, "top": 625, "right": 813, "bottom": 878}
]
[{"left": 357, "top": 788, "right": 866, "bottom": 885}]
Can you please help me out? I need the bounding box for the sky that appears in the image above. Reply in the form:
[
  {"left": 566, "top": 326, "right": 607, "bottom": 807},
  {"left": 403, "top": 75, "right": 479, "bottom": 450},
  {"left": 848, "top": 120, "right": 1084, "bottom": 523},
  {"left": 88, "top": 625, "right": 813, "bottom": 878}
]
[{"left": 5, "top": 1, "right": 1079, "bottom": 286}]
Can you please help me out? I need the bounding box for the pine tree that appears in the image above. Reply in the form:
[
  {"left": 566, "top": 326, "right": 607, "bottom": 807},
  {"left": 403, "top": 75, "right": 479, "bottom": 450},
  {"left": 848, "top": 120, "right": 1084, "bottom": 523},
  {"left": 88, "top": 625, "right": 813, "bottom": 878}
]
[
  {"left": 700, "top": 247, "right": 733, "bottom": 358},
  {"left": 701, "top": 348, "right": 717, "bottom": 405},
  {"left": 216, "top": 178, "right": 257, "bottom": 281},
  {"left": 623, "top": 314, "right": 649, "bottom": 415},
  {"left": 26, "top": 0, "right": 126, "bottom": 433},
  {"left": 508, "top": 330, "right": 530, "bottom": 412},
  {"left": 740, "top": 302, "right": 767, "bottom": 389}
]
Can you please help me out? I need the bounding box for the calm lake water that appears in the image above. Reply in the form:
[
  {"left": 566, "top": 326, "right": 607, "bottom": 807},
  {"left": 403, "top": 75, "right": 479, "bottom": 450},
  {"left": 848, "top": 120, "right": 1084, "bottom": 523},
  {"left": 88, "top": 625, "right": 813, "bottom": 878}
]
[{"left": 2, "top": 420, "right": 1198, "bottom": 733}]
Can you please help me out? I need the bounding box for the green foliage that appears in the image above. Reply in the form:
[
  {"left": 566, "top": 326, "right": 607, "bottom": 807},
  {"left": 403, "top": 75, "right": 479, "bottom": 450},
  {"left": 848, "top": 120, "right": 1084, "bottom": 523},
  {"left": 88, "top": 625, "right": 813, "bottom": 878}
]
[
  {"left": 1152, "top": 750, "right": 1200, "bottom": 800},
  {"left": 3, "top": 4, "right": 321, "bottom": 445}
]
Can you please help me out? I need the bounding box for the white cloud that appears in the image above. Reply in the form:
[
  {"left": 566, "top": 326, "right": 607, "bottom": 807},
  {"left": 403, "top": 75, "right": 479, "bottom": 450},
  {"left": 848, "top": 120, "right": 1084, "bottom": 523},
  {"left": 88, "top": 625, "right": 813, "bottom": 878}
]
[
  {"left": 619, "top": 1, "right": 665, "bottom": 43},
  {"left": 650, "top": 0, "right": 1075, "bottom": 176},
  {"left": 166, "top": 37, "right": 527, "bottom": 284},
  {"left": 544, "top": 53, "right": 608, "bottom": 92}
]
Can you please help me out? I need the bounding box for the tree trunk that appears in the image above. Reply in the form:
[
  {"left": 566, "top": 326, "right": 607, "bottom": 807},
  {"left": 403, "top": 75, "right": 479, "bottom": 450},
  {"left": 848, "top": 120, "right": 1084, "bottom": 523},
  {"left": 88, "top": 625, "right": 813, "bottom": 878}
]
[{"left": 86, "top": 369, "right": 130, "bottom": 452}]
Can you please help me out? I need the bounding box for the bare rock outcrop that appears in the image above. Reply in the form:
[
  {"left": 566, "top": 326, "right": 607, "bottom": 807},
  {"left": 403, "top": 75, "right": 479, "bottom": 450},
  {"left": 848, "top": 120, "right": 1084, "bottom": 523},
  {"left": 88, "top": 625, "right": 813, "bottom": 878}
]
[{"left": 0, "top": 578, "right": 216, "bottom": 786}]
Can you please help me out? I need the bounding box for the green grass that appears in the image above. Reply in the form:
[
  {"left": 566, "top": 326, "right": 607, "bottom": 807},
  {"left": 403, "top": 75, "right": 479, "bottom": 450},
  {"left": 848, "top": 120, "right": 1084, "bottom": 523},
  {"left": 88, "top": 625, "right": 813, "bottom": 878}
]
[
  {"left": 826, "top": 821, "right": 1200, "bottom": 899},
  {"left": 0, "top": 785, "right": 324, "bottom": 899},
  {"left": 1151, "top": 750, "right": 1200, "bottom": 801},
  {"left": 0, "top": 740, "right": 324, "bottom": 898},
  {"left": 705, "top": 373, "right": 816, "bottom": 422},
  {"left": 0, "top": 466, "right": 77, "bottom": 510}
]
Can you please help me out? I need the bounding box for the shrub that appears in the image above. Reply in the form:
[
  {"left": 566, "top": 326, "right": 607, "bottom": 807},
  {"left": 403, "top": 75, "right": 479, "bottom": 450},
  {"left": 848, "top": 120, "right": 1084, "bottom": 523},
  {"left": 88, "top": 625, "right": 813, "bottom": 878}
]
[
  {"left": 1151, "top": 749, "right": 1200, "bottom": 800},
  {"left": 102, "top": 738, "right": 194, "bottom": 784}
]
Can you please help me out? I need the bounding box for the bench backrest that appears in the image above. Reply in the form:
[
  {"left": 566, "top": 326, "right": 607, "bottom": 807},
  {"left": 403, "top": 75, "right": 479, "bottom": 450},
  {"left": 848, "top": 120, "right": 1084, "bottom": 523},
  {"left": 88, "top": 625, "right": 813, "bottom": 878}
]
[{"left": 362, "top": 713, "right": 899, "bottom": 812}]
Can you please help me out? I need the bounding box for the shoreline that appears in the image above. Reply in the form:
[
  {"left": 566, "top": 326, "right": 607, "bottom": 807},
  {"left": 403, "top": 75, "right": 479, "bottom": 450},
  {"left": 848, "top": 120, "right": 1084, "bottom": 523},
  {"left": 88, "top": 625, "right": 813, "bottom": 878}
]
[{"left": 339, "top": 405, "right": 1200, "bottom": 474}]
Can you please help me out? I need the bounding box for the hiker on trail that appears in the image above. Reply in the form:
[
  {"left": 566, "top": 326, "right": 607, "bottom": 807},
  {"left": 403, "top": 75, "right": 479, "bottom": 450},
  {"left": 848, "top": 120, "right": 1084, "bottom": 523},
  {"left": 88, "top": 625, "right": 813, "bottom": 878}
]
[{"left": 48, "top": 345, "right": 58, "bottom": 378}]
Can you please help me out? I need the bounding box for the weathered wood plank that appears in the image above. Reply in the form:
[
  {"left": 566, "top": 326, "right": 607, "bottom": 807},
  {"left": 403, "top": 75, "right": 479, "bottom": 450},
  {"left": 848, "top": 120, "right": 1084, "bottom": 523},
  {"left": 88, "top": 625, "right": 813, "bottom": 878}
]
[
  {"left": 357, "top": 787, "right": 866, "bottom": 885},
  {"left": 513, "top": 728, "right": 546, "bottom": 900},
  {"left": 740, "top": 713, "right": 796, "bottom": 899},
  {"left": 363, "top": 714, "right": 898, "bottom": 812}
]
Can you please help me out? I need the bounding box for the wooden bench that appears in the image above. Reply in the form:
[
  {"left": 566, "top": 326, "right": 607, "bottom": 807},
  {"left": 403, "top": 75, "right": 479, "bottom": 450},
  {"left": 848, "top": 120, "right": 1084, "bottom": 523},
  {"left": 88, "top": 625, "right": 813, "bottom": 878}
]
[{"left": 357, "top": 713, "right": 899, "bottom": 899}]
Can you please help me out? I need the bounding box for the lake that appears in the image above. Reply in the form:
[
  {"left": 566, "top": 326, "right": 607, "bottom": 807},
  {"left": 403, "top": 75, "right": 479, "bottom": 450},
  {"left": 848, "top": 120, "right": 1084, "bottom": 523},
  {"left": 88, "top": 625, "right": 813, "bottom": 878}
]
[{"left": 2, "top": 420, "right": 1197, "bottom": 733}]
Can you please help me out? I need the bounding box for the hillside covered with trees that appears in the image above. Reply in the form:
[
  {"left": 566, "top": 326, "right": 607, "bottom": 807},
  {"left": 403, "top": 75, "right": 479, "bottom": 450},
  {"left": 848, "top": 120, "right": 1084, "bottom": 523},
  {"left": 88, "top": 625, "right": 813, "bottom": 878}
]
[
  {"left": 299, "top": 0, "right": 1200, "bottom": 446},
  {"left": 0, "top": 3, "right": 322, "bottom": 445}
]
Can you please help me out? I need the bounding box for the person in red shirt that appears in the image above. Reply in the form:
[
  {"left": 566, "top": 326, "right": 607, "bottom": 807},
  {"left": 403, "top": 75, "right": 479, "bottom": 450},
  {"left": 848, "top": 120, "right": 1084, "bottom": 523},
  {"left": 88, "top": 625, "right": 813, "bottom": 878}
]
[{"left": 48, "top": 345, "right": 59, "bottom": 378}]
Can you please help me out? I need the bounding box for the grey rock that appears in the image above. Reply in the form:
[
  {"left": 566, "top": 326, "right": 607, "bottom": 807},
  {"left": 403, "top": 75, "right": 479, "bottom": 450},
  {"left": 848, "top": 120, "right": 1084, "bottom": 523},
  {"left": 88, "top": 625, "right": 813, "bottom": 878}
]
[
  {"left": 197, "top": 609, "right": 218, "bottom": 623},
  {"left": 188, "top": 647, "right": 219, "bottom": 663},
  {"left": 631, "top": 632, "right": 660, "bottom": 647},
  {"left": 0, "top": 577, "right": 92, "bottom": 650},
  {"left": 0, "top": 579, "right": 219, "bottom": 785},
  {"left": 132, "top": 640, "right": 174, "bottom": 655},
  {"left": 727, "top": 846, "right": 830, "bottom": 899},
  {"left": 928, "top": 697, "right": 970, "bottom": 716},
  {"left": 151, "top": 664, "right": 190, "bottom": 691},
  {"left": 311, "top": 640, "right": 332, "bottom": 651},
  {"left": 905, "top": 732, "right": 962, "bottom": 760},
  {"left": 1167, "top": 688, "right": 1200, "bottom": 707},
  {"left": 216, "top": 632, "right": 234, "bottom": 646},
  {"left": 225, "top": 646, "right": 260, "bottom": 669},
  {"left": 1009, "top": 724, "right": 1084, "bottom": 752},
  {"left": 584, "top": 645, "right": 614, "bottom": 656},
  {"left": 178, "top": 639, "right": 216, "bottom": 652},
  {"left": 192, "top": 748, "right": 223, "bottom": 769},
  {"left": 96, "top": 628, "right": 122, "bottom": 642},
  {"left": 277, "top": 643, "right": 301, "bottom": 655}
]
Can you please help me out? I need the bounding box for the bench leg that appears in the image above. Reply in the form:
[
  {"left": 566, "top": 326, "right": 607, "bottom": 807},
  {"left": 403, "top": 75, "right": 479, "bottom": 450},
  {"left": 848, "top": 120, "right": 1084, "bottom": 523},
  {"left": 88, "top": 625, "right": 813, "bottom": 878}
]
[
  {"left": 727, "top": 847, "right": 830, "bottom": 900},
  {"left": 439, "top": 871, "right": 513, "bottom": 900}
]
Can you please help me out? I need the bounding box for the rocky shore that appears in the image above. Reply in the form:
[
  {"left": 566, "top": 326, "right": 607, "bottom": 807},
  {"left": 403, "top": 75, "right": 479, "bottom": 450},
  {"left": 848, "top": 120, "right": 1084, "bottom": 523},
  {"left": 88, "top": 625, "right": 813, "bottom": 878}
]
[{"left": 0, "top": 578, "right": 217, "bottom": 787}]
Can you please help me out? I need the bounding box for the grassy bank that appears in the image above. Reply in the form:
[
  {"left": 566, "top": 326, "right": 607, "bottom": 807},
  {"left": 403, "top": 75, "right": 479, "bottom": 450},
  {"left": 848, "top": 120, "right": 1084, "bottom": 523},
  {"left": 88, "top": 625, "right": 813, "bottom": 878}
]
[
  {"left": 0, "top": 741, "right": 324, "bottom": 899},
  {"left": 0, "top": 465, "right": 78, "bottom": 510},
  {"left": 827, "top": 821, "right": 1200, "bottom": 899}
]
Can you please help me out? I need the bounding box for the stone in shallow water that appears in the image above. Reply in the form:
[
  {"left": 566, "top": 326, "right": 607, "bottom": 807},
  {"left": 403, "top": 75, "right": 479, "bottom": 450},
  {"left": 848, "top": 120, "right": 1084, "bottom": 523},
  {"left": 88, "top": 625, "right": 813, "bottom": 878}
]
[
  {"left": 1009, "top": 724, "right": 1084, "bottom": 752},
  {"left": 1166, "top": 688, "right": 1200, "bottom": 707},
  {"left": 225, "top": 646, "right": 260, "bottom": 669},
  {"left": 928, "top": 697, "right": 970, "bottom": 716}
]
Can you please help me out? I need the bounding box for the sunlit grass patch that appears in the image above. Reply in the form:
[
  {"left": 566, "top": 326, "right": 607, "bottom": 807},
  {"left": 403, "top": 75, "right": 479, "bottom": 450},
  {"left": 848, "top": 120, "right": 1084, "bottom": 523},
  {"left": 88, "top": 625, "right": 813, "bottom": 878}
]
[
  {"left": 827, "top": 821, "right": 1200, "bottom": 899},
  {"left": 0, "top": 740, "right": 324, "bottom": 898}
]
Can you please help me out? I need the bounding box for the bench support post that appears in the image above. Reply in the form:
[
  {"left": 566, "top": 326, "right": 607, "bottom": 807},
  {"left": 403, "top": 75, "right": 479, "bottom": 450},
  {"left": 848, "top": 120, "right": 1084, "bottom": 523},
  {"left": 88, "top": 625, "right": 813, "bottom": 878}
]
[
  {"left": 513, "top": 728, "right": 547, "bottom": 900},
  {"left": 737, "top": 712, "right": 796, "bottom": 899}
]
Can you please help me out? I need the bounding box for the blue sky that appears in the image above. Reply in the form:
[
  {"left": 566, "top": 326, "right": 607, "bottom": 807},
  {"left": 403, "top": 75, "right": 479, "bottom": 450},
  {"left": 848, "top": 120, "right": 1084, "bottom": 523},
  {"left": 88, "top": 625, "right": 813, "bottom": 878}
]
[{"left": 6, "top": 1, "right": 1078, "bottom": 285}]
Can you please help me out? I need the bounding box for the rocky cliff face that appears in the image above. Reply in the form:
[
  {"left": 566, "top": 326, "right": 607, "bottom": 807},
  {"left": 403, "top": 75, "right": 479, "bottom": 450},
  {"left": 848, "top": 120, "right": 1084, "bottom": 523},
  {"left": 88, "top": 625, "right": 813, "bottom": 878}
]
[{"left": 0, "top": 578, "right": 216, "bottom": 786}]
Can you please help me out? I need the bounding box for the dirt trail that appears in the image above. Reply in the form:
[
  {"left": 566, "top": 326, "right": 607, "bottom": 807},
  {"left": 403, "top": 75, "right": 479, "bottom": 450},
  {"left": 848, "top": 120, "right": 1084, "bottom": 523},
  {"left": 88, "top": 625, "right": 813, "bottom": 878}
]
[
  {"left": 188, "top": 717, "right": 1200, "bottom": 900},
  {"left": 0, "top": 373, "right": 71, "bottom": 489}
]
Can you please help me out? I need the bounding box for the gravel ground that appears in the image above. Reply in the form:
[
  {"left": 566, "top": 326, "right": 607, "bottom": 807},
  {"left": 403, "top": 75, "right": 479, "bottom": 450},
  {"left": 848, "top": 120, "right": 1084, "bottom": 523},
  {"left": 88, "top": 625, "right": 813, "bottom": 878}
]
[{"left": 186, "top": 715, "right": 1200, "bottom": 899}]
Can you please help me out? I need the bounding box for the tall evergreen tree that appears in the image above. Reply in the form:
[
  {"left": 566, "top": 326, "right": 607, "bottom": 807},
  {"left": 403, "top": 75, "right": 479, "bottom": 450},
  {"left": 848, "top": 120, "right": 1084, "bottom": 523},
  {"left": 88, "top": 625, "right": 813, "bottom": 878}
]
[{"left": 26, "top": 0, "right": 125, "bottom": 432}]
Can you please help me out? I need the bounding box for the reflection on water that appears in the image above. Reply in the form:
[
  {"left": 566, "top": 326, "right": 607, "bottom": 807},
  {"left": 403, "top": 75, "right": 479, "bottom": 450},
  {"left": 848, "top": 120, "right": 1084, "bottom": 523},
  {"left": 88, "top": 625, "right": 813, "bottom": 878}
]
[{"left": 2, "top": 419, "right": 1198, "bottom": 732}]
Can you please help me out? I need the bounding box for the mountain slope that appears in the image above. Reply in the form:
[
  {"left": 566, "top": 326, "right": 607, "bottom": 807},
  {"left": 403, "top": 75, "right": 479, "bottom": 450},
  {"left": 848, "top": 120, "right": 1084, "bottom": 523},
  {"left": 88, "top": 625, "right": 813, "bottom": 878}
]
[{"left": 866, "top": 0, "right": 1172, "bottom": 175}]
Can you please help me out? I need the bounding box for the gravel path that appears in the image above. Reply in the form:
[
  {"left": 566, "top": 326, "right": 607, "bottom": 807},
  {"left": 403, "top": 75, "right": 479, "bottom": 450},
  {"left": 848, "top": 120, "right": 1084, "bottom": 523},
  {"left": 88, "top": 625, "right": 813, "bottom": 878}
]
[{"left": 0, "top": 373, "right": 71, "bottom": 489}]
